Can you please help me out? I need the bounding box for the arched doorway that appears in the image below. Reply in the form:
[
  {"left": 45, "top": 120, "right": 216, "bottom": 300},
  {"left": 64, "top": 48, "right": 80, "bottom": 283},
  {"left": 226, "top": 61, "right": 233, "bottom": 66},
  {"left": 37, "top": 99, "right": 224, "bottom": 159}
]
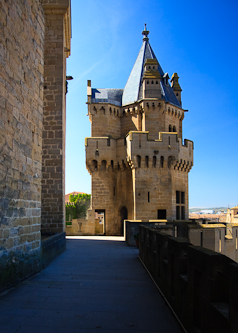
[{"left": 119, "top": 206, "right": 128, "bottom": 236}]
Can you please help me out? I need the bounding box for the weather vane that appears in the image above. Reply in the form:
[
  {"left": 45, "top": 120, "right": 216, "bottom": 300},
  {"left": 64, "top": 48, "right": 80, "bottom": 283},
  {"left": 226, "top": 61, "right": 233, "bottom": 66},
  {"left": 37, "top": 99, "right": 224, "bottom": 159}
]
[{"left": 142, "top": 23, "right": 149, "bottom": 40}]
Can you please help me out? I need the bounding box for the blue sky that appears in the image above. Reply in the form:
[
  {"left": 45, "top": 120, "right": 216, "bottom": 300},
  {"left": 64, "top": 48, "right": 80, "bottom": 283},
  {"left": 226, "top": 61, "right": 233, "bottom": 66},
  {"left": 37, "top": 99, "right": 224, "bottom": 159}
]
[{"left": 66, "top": 0, "right": 238, "bottom": 208}]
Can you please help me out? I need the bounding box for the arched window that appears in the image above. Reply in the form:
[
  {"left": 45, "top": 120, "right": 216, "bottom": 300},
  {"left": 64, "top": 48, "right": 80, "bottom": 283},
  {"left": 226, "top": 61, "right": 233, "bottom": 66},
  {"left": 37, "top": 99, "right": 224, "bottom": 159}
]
[
  {"left": 111, "top": 160, "right": 114, "bottom": 170},
  {"left": 145, "top": 156, "right": 149, "bottom": 168},
  {"left": 151, "top": 80, "right": 154, "bottom": 84},
  {"left": 153, "top": 156, "right": 156, "bottom": 167},
  {"left": 160, "top": 156, "right": 164, "bottom": 168},
  {"left": 168, "top": 156, "right": 175, "bottom": 169},
  {"left": 169, "top": 125, "right": 172, "bottom": 132},
  {"left": 92, "top": 160, "right": 97, "bottom": 171},
  {"left": 173, "top": 126, "right": 176, "bottom": 132},
  {"left": 137, "top": 155, "right": 141, "bottom": 168},
  {"left": 101, "top": 160, "right": 106, "bottom": 171}
]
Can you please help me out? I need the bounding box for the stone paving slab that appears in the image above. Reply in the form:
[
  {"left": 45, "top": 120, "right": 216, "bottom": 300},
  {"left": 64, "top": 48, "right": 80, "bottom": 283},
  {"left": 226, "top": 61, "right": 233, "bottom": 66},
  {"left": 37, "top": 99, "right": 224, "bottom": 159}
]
[{"left": 0, "top": 236, "right": 183, "bottom": 332}]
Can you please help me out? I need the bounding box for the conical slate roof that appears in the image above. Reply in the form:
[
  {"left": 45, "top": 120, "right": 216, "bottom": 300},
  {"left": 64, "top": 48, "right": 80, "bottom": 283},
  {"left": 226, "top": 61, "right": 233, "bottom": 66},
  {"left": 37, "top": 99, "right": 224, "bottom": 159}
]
[{"left": 122, "top": 27, "right": 181, "bottom": 107}]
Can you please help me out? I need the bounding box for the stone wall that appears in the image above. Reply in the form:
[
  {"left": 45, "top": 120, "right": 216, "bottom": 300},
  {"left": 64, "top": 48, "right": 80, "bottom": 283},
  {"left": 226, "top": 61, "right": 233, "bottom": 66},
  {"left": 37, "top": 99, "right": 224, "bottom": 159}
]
[
  {"left": 0, "top": 0, "right": 71, "bottom": 291},
  {"left": 41, "top": 0, "right": 70, "bottom": 234},
  {"left": 90, "top": 106, "right": 121, "bottom": 138},
  {"left": 127, "top": 131, "right": 191, "bottom": 221},
  {"left": 0, "top": 0, "right": 44, "bottom": 289},
  {"left": 120, "top": 113, "right": 141, "bottom": 137}
]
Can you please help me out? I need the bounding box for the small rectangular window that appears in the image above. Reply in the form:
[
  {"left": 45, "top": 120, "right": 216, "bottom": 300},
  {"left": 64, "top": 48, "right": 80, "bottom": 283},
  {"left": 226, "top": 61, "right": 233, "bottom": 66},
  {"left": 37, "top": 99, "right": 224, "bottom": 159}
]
[
  {"left": 176, "top": 191, "right": 180, "bottom": 204},
  {"left": 176, "top": 206, "right": 180, "bottom": 220},
  {"left": 181, "top": 206, "right": 185, "bottom": 220},
  {"left": 158, "top": 209, "right": 166, "bottom": 219},
  {"left": 148, "top": 192, "right": 150, "bottom": 203},
  {"left": 181, "top": 192, "right": 185, "bottom": 204}
]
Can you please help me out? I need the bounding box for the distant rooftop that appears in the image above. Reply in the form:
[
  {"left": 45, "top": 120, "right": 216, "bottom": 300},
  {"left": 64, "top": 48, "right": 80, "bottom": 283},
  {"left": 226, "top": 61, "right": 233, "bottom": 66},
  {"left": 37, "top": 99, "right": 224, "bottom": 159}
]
[{"left": 91, "top": 88, "right": 123, "bottom": 107}]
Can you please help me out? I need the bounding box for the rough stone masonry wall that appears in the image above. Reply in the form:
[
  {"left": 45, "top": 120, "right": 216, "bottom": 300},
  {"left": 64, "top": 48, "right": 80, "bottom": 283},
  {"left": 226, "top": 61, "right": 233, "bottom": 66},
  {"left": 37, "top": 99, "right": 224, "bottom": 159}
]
[
  {"left": 0, "top": 0, "right": 44, "bottom": 289},
  {"left": 91, "top": 107, "right": 121, "bottom": 138},
  {"left": 41, "top": 6, "right": 66, "bottom": 234}
]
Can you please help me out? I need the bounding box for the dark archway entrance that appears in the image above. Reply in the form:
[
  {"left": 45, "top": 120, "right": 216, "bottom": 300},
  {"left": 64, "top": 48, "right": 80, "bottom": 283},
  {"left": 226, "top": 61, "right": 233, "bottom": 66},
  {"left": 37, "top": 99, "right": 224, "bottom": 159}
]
[
  {"left": 119, "top": 206, "right": 128, "bottom": 236},
  {"left": 95, "top": 209, "right": 105, "bottom": 235}
]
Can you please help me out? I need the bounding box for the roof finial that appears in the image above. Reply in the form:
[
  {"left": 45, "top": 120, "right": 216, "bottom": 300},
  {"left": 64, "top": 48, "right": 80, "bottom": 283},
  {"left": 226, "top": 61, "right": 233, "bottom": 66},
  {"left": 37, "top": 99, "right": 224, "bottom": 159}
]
[{"left": 142, "top": 23, "right": 149, "bottom": 41}]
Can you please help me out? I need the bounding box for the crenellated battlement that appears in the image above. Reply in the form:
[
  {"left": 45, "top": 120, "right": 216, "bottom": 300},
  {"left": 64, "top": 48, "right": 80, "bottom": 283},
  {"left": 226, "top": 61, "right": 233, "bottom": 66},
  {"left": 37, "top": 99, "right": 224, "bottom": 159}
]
[
  {"left": 85, "top": 137, "right": 129, "bottom": 174},
  {"left": 126, "top": 131, "right": 193, "bottom": 172},
  {"left": 88, "top": 103, "right": 121, "bottom": 117}
]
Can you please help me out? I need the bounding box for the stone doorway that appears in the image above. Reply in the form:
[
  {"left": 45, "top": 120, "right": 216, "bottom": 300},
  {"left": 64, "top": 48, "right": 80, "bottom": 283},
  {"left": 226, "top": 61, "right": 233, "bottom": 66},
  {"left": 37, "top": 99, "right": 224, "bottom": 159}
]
[
  {"left": 95, "top": 209, "right": 105, "bottom": 234},
  {"left": 119, "top": 206, "right": 128, "bottom": 236}
]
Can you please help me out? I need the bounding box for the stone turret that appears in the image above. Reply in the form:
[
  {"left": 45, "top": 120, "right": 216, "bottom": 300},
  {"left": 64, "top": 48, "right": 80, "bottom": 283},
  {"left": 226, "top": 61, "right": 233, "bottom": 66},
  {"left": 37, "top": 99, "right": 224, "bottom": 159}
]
[
  {"left": 142, "top": 59, "right": 162, "bottom": 99},
  {"left": 171, "top": 73, "right": 182, "bottom": 106}
]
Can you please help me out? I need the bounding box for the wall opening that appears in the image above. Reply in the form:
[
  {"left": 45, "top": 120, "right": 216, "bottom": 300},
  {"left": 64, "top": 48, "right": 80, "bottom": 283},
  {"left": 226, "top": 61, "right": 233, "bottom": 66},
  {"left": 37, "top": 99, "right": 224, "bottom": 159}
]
[
  {"left": 92, "top": 160, "right": 98, "bottom": 171},
  {"left": 160, "top": 156, "right": 164, "bottom": 168},
  {"left": 153, "top": 156, "right": 156, "bottom": 167},
  {"left": 119, "top": 206, "right": 128, "bottom": 236},
  {"left": 176, "top": 191, "right": 185, "bottom": 220},
  {"left": 95, "top": 209, "right": 105, "bottom": 235},
  {"left": 158, "top": 209, "right": 166, "bottom": 219},
  {"left": 145, "top": 156, "right": 149, "bottom": 167}
]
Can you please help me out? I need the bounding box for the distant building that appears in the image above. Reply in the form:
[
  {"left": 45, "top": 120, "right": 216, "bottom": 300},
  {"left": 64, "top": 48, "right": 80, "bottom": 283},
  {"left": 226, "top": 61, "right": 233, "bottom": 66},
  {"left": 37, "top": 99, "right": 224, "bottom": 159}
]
[
  {"left": 226, "top": 205, "right": 238, "bottom": 223},
  {"left": 200, "top": 209, "right": 214, "bottom": 214}
]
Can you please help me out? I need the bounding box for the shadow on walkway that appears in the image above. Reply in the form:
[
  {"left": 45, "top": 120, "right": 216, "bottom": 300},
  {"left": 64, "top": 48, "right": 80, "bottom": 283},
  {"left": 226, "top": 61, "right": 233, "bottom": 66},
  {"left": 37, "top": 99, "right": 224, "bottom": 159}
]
[{"left": 0, "top": 237, "right": 183, "bottom": 332}]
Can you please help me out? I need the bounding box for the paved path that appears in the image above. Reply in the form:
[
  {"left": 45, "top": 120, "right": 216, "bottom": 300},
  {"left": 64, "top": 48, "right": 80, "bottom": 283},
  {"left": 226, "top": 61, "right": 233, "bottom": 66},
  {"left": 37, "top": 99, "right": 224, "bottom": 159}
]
[{"left": 0, "top": 236, "right": 183, "bottom": 332}]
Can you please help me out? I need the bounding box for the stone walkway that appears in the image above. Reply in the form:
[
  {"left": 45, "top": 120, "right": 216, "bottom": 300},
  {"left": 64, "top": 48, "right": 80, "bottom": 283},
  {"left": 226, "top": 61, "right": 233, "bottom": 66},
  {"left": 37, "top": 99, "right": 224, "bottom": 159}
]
[{"left": 0, "top": 236, "right": 183, "bottom": 332}]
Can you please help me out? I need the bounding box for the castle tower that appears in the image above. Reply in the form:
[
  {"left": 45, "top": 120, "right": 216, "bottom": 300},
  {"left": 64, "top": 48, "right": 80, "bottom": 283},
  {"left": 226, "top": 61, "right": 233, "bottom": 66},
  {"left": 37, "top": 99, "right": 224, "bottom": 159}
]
[{"left": 86, "top": 26, "right": 193, "bottom": 235}]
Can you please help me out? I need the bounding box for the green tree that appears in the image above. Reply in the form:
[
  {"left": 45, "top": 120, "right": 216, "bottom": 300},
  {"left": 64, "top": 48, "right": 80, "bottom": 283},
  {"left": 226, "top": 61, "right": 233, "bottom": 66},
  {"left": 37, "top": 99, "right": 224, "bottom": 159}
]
[{"left": 66, "top": 193, "right": 91, "bottom": 221}]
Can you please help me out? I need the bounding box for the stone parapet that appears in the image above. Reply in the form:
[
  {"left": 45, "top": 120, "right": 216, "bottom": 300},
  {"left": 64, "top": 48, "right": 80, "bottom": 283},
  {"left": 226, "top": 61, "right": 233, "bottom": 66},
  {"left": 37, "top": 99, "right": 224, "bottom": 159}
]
[
  {"left": 126, "top": 131, "right": 193, "bottom": 172},
  {"left": 139, "top": 225, "right": 238, "bottom": 333}
]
